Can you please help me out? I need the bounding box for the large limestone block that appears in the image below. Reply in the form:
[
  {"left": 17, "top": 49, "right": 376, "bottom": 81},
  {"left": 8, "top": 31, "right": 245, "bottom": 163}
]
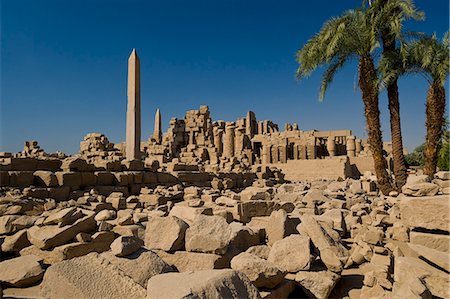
[
  {"left": 168, "top": 205, "right": 213, "bottom": 225},
  {"left": 61, "top": 157, "right": 91, "bottom": 172},
  {"left": 228, "top": 222, "right": 260, "bottom": 253},
  {"left": 101, "top": 250, "right": 173, "bottom": 287},
  {"left": 34, "top": 170, "right": 58, "bottom": 187},
  {"left": 266, "top": 209, "right": 296, "bottom": 246},
  {"left": 401, "top": 182, "right": 439, "bottom": 197},
  {"left": 410, "top": 231, "right": 449, "bottom": 252},
  {"left": 28, "top": 215, "right": 96, "bottom": 249},
  {"left": 295, "top": 271, "right": 340, "bottom": 299},
  {"left": 145, "top": 216, "right": 188, "bottom": 251},
  {"left": 231, "top": 252, "right": 285, "bottom": 288},
  {"left": 240, "top": 186, "right": 272, "bottom": 201},
  {"left": 185, "top": 215, "right": 232, "bottom": 254},
  {"left": 43, "top": 207, "right": 80, "bottom": 225},
  {"left": 20, "top": 231, "right": 115, "bottom": 264},
  {"left": 8, "top": 171, "right": 34, "bottom": 188},
  {"left": 0, "top": 215, "right": 20, "bottom": 234},
  {"left": 394, "top": 256, "right": 448, "bottom": 298},
  {"left": 55, "top": 171, "right": 82, "bottom": 187},
  {"left": 146, "top": 269, "right": 261, "bottom": 299},
  {"left": 267, "top": 235, "right": 311, "bottom": 273},
  {"left": 408, "top": 243, "right": 449, "bottom": 272},
  {"left": 155, "top": 250, "right": 227, "bottom": 272},
  {"left": 40, "top": 253, "right": 146, "bottom": 299},
  {"left": 399, "top": 195, "right": 449, "bottom": 231},
  {"left": 0, "top": 255, "right": 44, "bottom": 287},
  {"left": 1, "top": 229, "right": 31, "bottom": 253},
  {"left": 110, "top": 235, "right": 144, "bottom": 257},
  {"left": 298, "top": 215, "right": 349, "bottom": 272}
]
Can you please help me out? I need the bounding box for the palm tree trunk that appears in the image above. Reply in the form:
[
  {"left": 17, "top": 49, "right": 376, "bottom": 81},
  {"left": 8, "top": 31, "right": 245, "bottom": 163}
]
[
  {"left": 424, "top": 82, "right": 446, "bottom": 177},
  {"left": 382, "top": 36, "right": 408, "bottom": 190},
  {"left": 359, "top": 57, "right": 393, "bottom": 195}
]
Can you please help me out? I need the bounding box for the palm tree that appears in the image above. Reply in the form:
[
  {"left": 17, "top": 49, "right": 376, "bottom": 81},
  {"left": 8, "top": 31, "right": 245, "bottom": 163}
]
[
  {"left": 366, "top": 0, "right": 424, "bottom": 190},
  {"left": 380, "top": 32, "right": 449, "bottom": 177},
  {"left": 296, "top": 9, "right": 394, "bottom": 195}
]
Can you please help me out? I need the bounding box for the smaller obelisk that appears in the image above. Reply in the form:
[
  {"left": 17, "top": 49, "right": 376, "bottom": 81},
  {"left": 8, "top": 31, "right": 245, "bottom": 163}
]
[
  {"left": 153, "top": 109, "right": 162, "bottom": 144},
  {"left": 125, "top": 48, "right": 141, "bottom": 161}
]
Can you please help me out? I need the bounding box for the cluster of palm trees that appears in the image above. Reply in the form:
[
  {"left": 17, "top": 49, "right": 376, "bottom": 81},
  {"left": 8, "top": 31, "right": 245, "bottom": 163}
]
[{"left": 296, "top": 0, "right": 449, "bottom": 195}]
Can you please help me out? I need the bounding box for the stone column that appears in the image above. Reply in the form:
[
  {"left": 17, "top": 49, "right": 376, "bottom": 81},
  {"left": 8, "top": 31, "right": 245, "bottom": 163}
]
[
  {"left": 213, "top": 127, "right": 223, "bottom": 156},
  {"left": 153, "top": 108, "right": 162, "bottom": 144},
  {"left": 246, "top": 111, "right": 256, "bottom": 138},
  {"left": 223, "top": 122, "right": 235, "bottom": 158},
  {"left": 346, "top": 136, "right": 356, "bottom": 157},
  {"left": 327, "top": 137, "right": 336, "bottom": 157},
  {"left": 355, "top": 138, "right": 362, "bottom": 155},
  {"left": 126, "top": 48, "right": 141, "bottom": 161}
]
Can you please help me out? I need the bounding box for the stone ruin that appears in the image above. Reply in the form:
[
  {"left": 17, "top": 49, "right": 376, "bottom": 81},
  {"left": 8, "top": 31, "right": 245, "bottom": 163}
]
[{"left": 0, "top": 49, "right": 448, "bottom": 299}]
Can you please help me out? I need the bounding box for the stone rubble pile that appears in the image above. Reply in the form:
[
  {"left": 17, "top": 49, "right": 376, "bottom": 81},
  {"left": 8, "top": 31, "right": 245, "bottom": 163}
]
[{"left": 0, "top": 170, "right": 448, "bottom": 299}]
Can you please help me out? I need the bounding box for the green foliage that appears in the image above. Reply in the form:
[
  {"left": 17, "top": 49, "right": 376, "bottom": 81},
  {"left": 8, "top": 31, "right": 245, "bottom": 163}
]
[
  {"left": 380, "top": 32, "right": 450, "bottom": 87},
  {"left": 295, "top": 8, "right": 380, "bottom": 101},
  {"left": 405, "top": 144, "right": 424, "bottom": 166}
]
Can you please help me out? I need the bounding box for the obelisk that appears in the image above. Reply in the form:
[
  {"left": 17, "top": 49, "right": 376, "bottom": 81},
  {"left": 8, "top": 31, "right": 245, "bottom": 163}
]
[
  {"left": 126, "top": 48, "right": 141, "bottom": 161},
  {"left": 153, "top": 109, "right": 162, "bottom": 144}
]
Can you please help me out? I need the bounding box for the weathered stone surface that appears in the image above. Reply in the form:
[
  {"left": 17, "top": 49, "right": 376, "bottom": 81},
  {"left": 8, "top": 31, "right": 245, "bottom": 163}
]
[
  {"left": 43, "top": 207, "right": 80, "bottom": 225},
  {"left": 101, "top": 250, "right": 173, "bottom": 287},
  {"left": 266, "top": 209, "right": 295, "bottom": 246},
  {"left": 410, "top": 231, "right": 449, "bottom": 252},
  {"left": 1, "top": 229, "right": 31, "bottom": 253},
  {"left": 146, "top": 269, "right": 261, "bottom": 299},
  {"left": 34, "top": 170, "right": 58, "bottom": 187},
  {"left": 20, "top": 231, "right": 115, "bottom": 264},
  {"left": 110, "top": 235, "right": 144, "bottom": 257},
  {"left": 0, "top": 215, "right": 20, "bottom": 234},
  {"left": 295, "top": 271, "right": 340, "bottom": 299},
  {"left": 185, "top": 215, "right": 232, "bottom": 254},
  {"left": 231, "top": 252, "right": 285, "bottom": 288},
  {"left": 0, "top": 255, "right": 44, "bottom": 287},
  {"left": 41, "top": 253, "right": 146, "bottom": 299},
  {"left": 28, "top": 215, "right": 96, "bottom": 249},
  {"left": 267, "top": 235, "right": 311, "bottom": 273},
  {"left": 246, "top": 245, "right": 270, "bottom": 260},
  {"left": 168, "top": 205, "right": 213, "bottom": 225},
  {"left": 95, "top": 209, "right": 116, "bottom": 221},
  {"left": 402, "top": 182, "right": 439, "bottom": 197},
  {"left": 156, "top": 250, "right": 227, "bottom": 272},
  {"left": 399, "top": 195, "right": 449, "bottom": 231},
  {"left": 299, "top": 215, "right": 349, "bottom": 272},
  {"left": 145, "top": 216, "right": 188, "bottom": 251},
  {"left": 394, "top": 256, "right": 448, "bottom": 299}
]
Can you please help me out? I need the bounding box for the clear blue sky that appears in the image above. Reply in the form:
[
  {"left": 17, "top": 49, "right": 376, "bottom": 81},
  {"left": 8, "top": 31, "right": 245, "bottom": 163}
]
[{"left": 1, "top": 0, "right": 449, "bottom": 154}]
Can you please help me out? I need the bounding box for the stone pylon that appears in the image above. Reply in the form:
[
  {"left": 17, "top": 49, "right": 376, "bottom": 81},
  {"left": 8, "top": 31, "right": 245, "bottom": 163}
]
[
  {"left": 125, "top": 48, "right": 141, "bottom": 161},
  {"left": 153, "top": 108, "right": 162, "bottom": 144}
]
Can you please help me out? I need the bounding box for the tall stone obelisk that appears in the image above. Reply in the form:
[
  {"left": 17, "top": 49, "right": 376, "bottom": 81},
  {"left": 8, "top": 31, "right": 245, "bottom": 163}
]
[
  {"left": 126, "top": 48, "right": 141, "bottom": 161},
  {"left": 153, "top": 109, "right": 162, "bottom": 144}
]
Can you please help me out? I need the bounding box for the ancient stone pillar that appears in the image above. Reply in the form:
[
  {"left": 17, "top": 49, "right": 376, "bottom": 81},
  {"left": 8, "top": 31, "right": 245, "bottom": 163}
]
[
  {"left": 126, "top": 48, "right": 141, "bottom": 161},
  {"left": 346, "top": 136, "right": 356, "bottom": 157},
  {"left": 213, "top": 127, "right": 223, "bottom": 156},
  {"left": 355, "top": 138, "right": 362, "bottom": 155},
  {"left": 279, "top": 145, "right": 287, "bottom": 163},
  {"left": 223, "top": 122, "right": 235, "bottom": 158},
  {"left": 153, "top": 108, "right": 162, "bottom": 144},
  {"left": 271, "top": 145, "right": 279, "bottom": 163},
  {"left": 246, "top": 111, "right": 256, "bottom": 138},
  {"left": 327, "top": 137, "right": 336, "bottom": 157}
]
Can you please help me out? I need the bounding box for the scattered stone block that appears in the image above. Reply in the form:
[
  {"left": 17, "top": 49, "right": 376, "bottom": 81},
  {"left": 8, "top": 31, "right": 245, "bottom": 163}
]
[
  {"left": 267, "top": 235, "right": 311, "bottom": 272},
  {"left": 295, "top": 270, "right": 340, "bottom": 299},
  {"left": 144, "top": 216, "right": 188, "bottom": 251},
  {"left": 0, "top": 255, "right": 44, "bottom": 287},
  {"left": 110, "top": 235, "right": 144, "bottom": 257},
  {"left": 185, "top": 215, "right": 232, "bottom": 255},
  {"left": 146, "top": 269, "right": 261, "bottom": 299},
  {"left": 231, "top": 252, "right": 285, "bottom": 288}
]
